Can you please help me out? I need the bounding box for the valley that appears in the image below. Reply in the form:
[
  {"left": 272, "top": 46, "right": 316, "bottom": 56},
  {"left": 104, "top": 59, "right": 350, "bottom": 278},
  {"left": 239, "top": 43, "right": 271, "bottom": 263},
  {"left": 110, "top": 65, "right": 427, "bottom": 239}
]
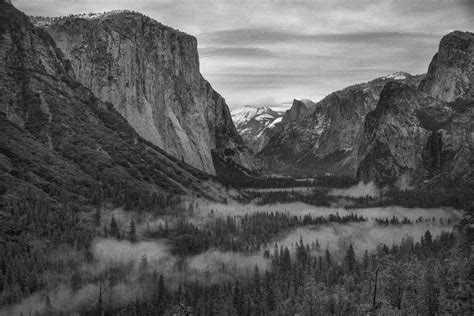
[
  {"left": 1, "top": 174, "right": 470, "bottom": 314},
  {"left": 0, "top": 0, "right": 472, "bottom": 315}
]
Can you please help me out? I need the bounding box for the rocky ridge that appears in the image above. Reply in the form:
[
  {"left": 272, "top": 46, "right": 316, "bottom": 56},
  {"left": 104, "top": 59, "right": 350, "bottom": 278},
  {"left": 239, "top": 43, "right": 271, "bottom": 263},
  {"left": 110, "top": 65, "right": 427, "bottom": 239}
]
[{"left": 258, "top": 73, "right": 424, "bottom": 176}]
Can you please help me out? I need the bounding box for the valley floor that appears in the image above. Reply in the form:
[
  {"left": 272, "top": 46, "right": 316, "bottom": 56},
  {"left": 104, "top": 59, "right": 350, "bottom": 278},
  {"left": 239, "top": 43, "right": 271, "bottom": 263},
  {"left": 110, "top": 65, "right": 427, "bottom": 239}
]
[{"left": 2, "top": 185, "right": 471, "bottom": 315}]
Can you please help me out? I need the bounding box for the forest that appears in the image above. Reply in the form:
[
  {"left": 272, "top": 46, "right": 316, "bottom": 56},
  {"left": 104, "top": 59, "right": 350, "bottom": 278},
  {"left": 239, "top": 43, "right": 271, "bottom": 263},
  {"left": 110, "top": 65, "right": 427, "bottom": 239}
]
[{"left": 0, "top": 178, "right": 472, "bottom": 315}]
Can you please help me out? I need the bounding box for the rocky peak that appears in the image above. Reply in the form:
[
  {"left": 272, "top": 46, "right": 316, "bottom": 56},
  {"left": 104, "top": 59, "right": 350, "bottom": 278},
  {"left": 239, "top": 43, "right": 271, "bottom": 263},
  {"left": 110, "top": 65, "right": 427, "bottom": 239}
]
[
  {"left": 232, "top": 105, "right": 284, "bottom": 153},
  {"left": 357, "top": 32, "right": 474, "bottom": 187},
  {"left": 35, "top": 10, "right": 251, "bottom": 175},
  {"left": 420, "top": 31, "right": 474, "bottom": 102},
  {"left": 282, "top": 99, "right": 315, "bottom": 123},
  {"left": 232, "top": 105, "right": 280, "bottom": 126}
]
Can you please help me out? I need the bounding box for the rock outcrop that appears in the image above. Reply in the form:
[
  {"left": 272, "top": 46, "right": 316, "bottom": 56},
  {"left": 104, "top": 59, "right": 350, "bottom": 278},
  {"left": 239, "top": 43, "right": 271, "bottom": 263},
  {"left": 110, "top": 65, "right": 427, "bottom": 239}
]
[
  {"left": 0, "top": 1, "right": 226, "bottom": 204},
  {"left": 357, "top": 32, "right": 474, "bottom": 187},
  {"left": 32, "top": 12, "right": 250, "bottom": 175},
  {"left": 231, "top": 105, "right": 284, "bottom": 153},
  {"left": 419, "top": 31, "right": 474, "bottom": 102},
  {"left": 258, "top": 73, "right": 424, "bottom": 176}
]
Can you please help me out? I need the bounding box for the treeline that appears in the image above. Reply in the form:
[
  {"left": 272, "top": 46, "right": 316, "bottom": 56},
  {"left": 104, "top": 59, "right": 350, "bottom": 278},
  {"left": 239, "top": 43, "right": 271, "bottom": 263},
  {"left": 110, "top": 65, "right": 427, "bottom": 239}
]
[
  {"left": 246, "top": 186, "right": 473, "bottom": 209},
  {"left": 76, "top": 208, "right": 472, "bottom": 315},
  {"left": 245, "top": 188, "right": 333, "bottom": 206},
  {"left": 214, "top": 163, "right": 358, "bottom": 190},
  {"left": 143, "top": 211, "right": 366, "bottom": 255},
  {"left": 344, "top": 187, "right": 473, "bottom": 209}
]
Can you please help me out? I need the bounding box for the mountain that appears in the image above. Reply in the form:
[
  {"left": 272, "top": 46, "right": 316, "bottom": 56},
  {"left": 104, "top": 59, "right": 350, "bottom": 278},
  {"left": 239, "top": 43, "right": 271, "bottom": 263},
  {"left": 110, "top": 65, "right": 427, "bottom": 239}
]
[
  {"left": 357, "top": 31, "right": 474, "bottom": 187},
  {"left": 258, "top": 72, "right": 424, "bottom": 176},
  {"left": 0, "top": 0, "right": 228, "bottom": 212},
  {"left": 419, "top": 31, "right": 474, "bottom": 102},
  {"left": 231, "top": 105, "right": 285, "bottom": 152},
  {"left": 31, "top": 11, "right": 252, "bottom": 175}
]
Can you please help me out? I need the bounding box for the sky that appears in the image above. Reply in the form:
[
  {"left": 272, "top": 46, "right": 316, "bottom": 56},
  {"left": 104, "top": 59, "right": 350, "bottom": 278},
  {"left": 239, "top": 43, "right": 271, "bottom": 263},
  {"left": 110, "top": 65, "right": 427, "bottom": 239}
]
[{"left": 14, "top": 0, "right": 474, "bottom": 109}]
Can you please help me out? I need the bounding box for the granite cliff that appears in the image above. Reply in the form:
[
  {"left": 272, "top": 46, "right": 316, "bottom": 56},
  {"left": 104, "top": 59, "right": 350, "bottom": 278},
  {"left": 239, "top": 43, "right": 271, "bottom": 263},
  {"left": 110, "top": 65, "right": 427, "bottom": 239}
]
[
  {"left": 0, "top": 1, "right": 227, "bottom": 205},
  {"left": 357, "top": 31, "right": 474, "bottom": 187},
  {"left": 33, "top": 12, "right": 251, "bottom": 175}
]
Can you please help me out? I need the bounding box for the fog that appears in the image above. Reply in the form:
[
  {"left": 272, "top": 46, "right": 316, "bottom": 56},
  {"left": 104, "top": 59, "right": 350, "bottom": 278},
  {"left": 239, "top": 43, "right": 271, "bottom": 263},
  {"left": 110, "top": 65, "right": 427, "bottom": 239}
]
[
  {"left": 91, "top": 238, "right": 176, "bottom": 271},
  {"left": 103, "top": 207, "right": 169, "bottom": 234},
  {"left": 277, "top": 221, "right": 453, "bottom": 259},
  {"left": 192, "top": 199, "right": 460, "bottom": 222},
  {"left": 188, "top": 250, "right": 270, "bottom": 282},
  {"left": 2, "top": 198, "right": 461, "bottom": 315},
  {"left": 90, "top": 239, "right": 269, "bottom": 278},
  {"left": 2, "top": 238, "right": 270, "bottom": 315},
  {"left": 330, "top": 181, "right": 380, "bottom": 198}
]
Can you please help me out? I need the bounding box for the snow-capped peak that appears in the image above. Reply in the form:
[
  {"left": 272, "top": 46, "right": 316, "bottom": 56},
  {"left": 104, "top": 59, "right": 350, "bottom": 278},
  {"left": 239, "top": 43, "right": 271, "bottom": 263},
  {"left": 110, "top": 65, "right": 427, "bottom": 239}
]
[
  {"left": 231, "top": 105, "right": 284, "bottom": 126},
  {"left": 383, "top": 72, "right": 411, "bottom": 80},
  {"left": 231, "top": 105, "right": 286, "bottom": 152}
]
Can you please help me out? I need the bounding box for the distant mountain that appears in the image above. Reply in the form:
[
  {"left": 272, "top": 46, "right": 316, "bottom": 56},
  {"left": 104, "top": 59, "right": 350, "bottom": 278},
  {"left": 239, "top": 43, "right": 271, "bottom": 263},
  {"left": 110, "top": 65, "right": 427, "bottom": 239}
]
[
  {"left": 31, "top": 11, "right": 253, "bottom": 175},
  {"left": 231, "top": 105, "right": 285, "bottom": 152},
  {"left": 258, "top": 72, "right": 425, "bottom": 176}
]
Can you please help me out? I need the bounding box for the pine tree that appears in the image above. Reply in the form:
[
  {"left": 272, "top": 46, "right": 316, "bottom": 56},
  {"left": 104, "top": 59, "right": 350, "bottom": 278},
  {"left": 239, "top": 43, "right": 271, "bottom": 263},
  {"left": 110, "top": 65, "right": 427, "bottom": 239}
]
[
  {"left": 325, "top": 248, "right": 332, "bottom": 267},
  {"left": 94, "top": 206, "right": 101, "bottom": 226},
  {"left": 110, "top": 216, "right": 119, "bottom": 238},
  {"left": 129, "top": 220, "right": 137, "bottom": 242},
  {"left": 344, "top": 245, "right": 356, "bottom": 273},
  {"left": 363, "top": 250, "right": 370, "bottom": 274},
  {"left": 422, "top": 262, "right": 439, "bottom": 315}
]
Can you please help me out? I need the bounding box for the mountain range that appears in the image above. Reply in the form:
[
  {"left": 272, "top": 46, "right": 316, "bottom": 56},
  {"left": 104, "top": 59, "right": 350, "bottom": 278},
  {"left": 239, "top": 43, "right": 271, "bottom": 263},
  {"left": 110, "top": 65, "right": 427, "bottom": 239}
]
[
  {"left": 1, "top": 0, "right": 473, "bottom": 197},
  {"left": 252, "top": 72, "right": 425, "bottom": 176},
  {"left": 233, "top": 34, "right": 473, "bottom": 188}
]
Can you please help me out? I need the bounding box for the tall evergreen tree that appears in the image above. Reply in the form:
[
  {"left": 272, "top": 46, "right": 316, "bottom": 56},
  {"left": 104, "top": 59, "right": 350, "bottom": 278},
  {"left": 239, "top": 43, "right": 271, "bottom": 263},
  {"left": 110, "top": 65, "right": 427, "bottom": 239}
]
[
  {"left": 110, "top": 216, "right": 119, "bottom": 238},
  {"left": 129, "top": 220, "right": 137, "bottom": 242}
]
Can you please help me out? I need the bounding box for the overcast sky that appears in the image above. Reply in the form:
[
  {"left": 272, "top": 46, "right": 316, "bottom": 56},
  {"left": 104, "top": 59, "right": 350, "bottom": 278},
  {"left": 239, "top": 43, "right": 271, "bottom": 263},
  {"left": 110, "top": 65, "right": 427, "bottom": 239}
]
[{"left": 15, "top": 0, "right": 474, "bottom": 109}]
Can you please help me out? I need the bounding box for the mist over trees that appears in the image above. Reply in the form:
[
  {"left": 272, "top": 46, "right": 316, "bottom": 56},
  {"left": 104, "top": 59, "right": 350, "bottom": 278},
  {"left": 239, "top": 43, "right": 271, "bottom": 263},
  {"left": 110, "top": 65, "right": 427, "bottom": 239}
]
[{"left": 1, "top": 192, "right": 472, "bottom": 315}]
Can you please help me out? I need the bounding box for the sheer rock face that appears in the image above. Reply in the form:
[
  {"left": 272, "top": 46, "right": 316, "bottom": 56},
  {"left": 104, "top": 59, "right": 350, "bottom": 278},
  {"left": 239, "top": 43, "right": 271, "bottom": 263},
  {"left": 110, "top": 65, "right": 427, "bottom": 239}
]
[
  {"left": 420, "top": 31, "right": 474, "bottom": 102},
  {"left": 36, "top": 12, "right": 248, "bottom": 175},
  {"left": 258, "top": 74, "right": 423, "bottom": 176},
  {"left": 357, "top": 82, "right": 473, "bottom": 187},
  {"left": 0, "top": 1, "right": 226, "bottom": 200},
  {"left": 356, "top": 83, "right": 442, "bottom": 184},
  {"left": 357, "top": 32, "right": 474, "bottom": 187}
]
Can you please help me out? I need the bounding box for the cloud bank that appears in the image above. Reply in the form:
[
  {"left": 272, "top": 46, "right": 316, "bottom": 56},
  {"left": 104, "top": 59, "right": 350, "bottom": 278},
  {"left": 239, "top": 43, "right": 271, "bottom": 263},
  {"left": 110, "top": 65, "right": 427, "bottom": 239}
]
[{"left": 15, "top": 0, "right": 474, "bottom": 107}]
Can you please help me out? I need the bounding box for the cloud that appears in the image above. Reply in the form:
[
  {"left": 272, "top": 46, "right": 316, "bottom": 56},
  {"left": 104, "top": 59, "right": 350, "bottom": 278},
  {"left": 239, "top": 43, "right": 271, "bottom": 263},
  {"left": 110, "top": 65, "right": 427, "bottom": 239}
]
[
  {"left": 199, "top": 46, "right": 278, "bottom": 59},
  {"left": 199, "top": 29, "right": 438, "bottom": 46},
  {"left": 14, "top": 0, "right": 474, "bottom": 107}
]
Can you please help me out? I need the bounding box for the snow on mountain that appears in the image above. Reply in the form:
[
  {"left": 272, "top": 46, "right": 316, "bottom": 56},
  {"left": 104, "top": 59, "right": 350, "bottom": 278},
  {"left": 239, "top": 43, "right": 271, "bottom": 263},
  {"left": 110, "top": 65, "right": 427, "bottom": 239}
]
[
  {"left": 382, "top": 71, "right": 410, "bottom": 80},
  {"left": 231, "top": 105, "right": 285, "bottom": 153}
]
